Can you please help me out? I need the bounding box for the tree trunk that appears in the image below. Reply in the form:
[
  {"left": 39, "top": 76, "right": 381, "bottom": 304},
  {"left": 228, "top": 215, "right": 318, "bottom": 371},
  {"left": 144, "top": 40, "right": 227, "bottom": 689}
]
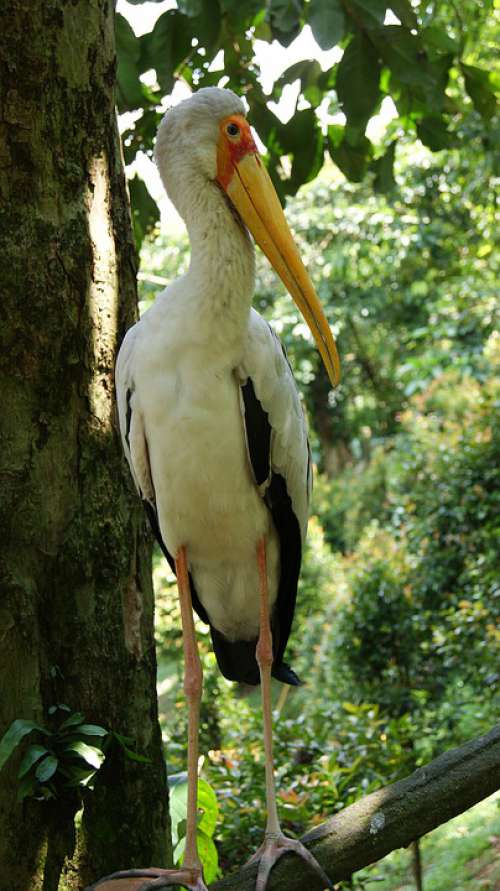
[{"left": 0, "top": 3, "right": 169, "bottom": 889}]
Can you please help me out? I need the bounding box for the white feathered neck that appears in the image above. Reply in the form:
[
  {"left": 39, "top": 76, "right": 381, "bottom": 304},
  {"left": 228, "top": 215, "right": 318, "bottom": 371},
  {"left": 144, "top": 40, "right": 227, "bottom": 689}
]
[{"left": 154, "top": 89, "right": 256, "bottom": 340}]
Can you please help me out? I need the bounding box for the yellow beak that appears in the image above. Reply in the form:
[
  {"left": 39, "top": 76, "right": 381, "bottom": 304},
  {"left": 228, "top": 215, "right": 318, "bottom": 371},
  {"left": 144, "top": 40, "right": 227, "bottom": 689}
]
[{"left": 224, "top": 152, "right": 340, "bottom": 389}]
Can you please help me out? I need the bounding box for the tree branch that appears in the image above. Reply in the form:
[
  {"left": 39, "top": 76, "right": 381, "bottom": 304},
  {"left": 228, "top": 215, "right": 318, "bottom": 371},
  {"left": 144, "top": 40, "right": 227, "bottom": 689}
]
[{"left": 210, "top": 725, "right": 500, "bottom": 890}]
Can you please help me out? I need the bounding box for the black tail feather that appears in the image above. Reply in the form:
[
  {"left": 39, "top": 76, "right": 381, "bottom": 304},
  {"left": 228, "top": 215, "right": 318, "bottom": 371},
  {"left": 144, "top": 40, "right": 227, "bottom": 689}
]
[{"left": 210, "top": 626, "right": 302, "bottom": 687}]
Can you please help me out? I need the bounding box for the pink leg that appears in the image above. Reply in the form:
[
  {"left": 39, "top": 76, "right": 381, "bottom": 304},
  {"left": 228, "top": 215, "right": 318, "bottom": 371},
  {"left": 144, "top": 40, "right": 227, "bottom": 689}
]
[
  {"left": 85, "top": 547, "right": 207, "bottom": 891},
  {"left": 245, "top": 538, "right": 334, "bottom": 891}
]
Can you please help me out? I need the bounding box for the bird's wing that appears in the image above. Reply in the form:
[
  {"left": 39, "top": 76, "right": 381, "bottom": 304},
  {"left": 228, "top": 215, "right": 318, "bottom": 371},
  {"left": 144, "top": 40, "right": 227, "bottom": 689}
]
[
  {"left": 115, "top": 323, "right": 210, "bottom": 624},
  {"left": 235, "top": 308, "right": 312, "bottom": 679},
  {"left": 115, "top": 323, "right": 155, "bottom": 504}
]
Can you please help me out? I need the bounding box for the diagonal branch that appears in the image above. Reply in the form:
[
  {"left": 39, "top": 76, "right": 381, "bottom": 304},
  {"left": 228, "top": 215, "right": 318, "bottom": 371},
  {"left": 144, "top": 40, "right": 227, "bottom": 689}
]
[{"left": 210, "top": 724, "right": 500, "bottom": 890}]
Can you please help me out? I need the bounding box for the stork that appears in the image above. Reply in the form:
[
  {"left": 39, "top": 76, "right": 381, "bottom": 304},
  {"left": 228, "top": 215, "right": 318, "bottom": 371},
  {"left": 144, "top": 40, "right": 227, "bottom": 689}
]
[{"left": 88, "top": 87, "right": 339, "bottom": 891}]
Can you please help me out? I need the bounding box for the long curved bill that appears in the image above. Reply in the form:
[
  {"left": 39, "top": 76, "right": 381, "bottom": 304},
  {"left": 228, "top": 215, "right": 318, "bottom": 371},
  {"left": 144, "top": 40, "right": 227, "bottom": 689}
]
[{"left": 222, "top": 150, "right": 340, "bottom": 388}]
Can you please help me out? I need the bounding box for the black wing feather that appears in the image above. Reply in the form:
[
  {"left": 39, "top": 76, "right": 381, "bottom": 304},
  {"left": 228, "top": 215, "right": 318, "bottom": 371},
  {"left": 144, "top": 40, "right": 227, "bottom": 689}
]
[{"left": 232, "top": 376, "right": 303, "bottom": 686}]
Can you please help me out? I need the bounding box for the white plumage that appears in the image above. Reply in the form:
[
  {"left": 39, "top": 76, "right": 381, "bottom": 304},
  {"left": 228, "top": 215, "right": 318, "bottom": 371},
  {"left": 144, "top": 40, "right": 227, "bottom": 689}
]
[{"left": 116, "top": 88, "right": 311, "bottom": 649}]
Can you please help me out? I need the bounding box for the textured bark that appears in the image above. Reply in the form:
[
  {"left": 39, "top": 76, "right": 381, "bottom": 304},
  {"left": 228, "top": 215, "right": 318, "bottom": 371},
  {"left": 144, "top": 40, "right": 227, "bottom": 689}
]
[
  {"left": 210, "top": 725, "right": 500, "bottom": 890},
  {"left": 0, "top": 3, "right": 169, "bottom": 889}
]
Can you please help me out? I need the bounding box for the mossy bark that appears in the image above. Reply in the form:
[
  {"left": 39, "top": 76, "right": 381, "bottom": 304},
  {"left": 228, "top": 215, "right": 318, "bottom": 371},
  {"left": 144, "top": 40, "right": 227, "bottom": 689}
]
[{"left": 0, "top": 2, "right": 169, "bottom": 889}]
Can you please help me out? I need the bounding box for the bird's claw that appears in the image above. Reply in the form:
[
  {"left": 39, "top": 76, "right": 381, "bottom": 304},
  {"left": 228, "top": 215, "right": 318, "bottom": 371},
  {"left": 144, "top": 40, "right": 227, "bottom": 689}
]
[
  {"left": 245, "top": 832, "right": 334, "bottom": 891},
  {"left": 85, "top": 866, "right": 208, "bottom": 891}
]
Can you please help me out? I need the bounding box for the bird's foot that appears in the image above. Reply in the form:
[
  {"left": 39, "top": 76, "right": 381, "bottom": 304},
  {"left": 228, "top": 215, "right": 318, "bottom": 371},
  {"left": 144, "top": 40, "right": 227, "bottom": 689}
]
[
  {"left": 245, "top": 832, "right": 334, "bottom": 891},
  {"left": 85, "top": 866, "right": 208, "bottom": 891}
]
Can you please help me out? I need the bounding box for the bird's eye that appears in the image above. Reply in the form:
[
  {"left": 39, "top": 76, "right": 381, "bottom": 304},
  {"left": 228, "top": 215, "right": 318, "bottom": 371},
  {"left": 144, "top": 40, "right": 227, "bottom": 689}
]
[{"left": 226, "top": 122, "right": 240, "bottom": 137}]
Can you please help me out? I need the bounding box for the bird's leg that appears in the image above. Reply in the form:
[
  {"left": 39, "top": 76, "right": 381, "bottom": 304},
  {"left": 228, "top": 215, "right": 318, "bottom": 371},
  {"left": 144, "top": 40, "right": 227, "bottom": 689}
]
[
  {"left": 244, "top": 538, "right": 334, "bottom": 891},
  {"left": 85, "top": 547, "right": 207, "bottom": 891},
  {"left": 175, "top": 544, "right": 205, "bottom": 879}
]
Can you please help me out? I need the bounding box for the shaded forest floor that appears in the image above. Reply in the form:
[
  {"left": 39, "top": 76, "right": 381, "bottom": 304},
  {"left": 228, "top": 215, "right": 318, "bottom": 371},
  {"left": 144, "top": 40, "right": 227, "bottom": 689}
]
[{"left": 357, "top": 792, "right": 500, "bottom": 890}]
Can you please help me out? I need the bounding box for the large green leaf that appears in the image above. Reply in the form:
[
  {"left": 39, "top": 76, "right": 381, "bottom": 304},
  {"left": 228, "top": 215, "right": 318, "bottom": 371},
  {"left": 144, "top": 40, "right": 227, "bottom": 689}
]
[
  {"left": 349, "top": 0, "right": 387, "bottom": 29},
  {"left": 115, "top": 14, "right": 150, "bottom": 112},
  {"left": 77, "top": 724, "right": 108, "bottom": 737},
  {"left": 389, "top": 0, "right": 417, "bottom": 29},
  {"left": 196, "top": 778, "right": 219, "bottom": 838},
  {"left": 36, "top": 754, "right": 58, "bottom": 783},
  {"left": 174, "top": 831, "right": 220, "bottom": 883},
  {"left": 328, "top": 128, "right": 373, "bottom": 181},
  {"left": 371, "top": 26, "right": 431, "bottom": 88},
  {"left": 59, "top": 712, "right": 85, "bottom": 731},
  {"left": 416, "top": 115, "right": 455, "bottom": 151},
  {"left": 309, "top": 0, "right": 345, "bottom": 50},
  {"left": 372, "top": 140, "right": 397, "bottom": 193},
  {"left": 169, "top": 778, "right": 219, "bottom": 845},
  {"left": 277, "top": 109, "right": 324, "bottom": 193},
  {"left": 269, "top": 0, "right": 303, "bottom": 46},
  {"left": 276, "top": 60, "right": 325, "bottom": 108},
  {"left": 462, "top": 65, "right": 498, "bottom": 121},
  {"left": 177, "top": 0, "right": 203, "bottom": 15},
  {"left": 18, "top": 744, "right": 50, "bottom": 779},
  {"left": 140, "top": 11, "right": 191, "bottom": 94},
  {"left": 129, "top": 176, "right": 160, "bottom": 252},
  {"left": 64, "top": 741, "right": 105, "bottom": 770},
  {"left": 0, "top": 719, "right": 47, "bottom": 772},
  {"left": 269, "top": 0, "right": 302, "bottom": 33},
  {"left": 336, "top": 33, "right": 381, "bottom": 128}
]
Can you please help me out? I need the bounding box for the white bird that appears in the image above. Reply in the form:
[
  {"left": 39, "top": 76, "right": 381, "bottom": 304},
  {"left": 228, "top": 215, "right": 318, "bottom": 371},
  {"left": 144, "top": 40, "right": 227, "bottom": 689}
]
[{"left": 88, "top": 87, "right": 339, "bottom": 891}]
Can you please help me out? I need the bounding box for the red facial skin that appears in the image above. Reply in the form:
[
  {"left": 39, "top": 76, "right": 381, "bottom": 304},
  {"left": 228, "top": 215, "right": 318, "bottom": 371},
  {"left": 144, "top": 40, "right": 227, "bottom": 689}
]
[{"left": 216, "top": 114, "right": 258, "bottom": 190}]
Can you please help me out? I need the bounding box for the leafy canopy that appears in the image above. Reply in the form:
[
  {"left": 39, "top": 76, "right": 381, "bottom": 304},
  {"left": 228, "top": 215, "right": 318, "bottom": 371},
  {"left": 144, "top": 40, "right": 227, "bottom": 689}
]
[{"left": 117, "top": 0, "right": 498, "bottom": 243}]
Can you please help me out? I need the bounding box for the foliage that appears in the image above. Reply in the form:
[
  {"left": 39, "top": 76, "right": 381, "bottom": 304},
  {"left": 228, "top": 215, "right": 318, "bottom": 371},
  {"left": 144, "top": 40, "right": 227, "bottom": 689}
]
[
  {"left": 117, "top": 0, "right": 498, "bottom": 243},
  {"left": 0, "top": 705, "right": 150, "bottom": 803},
  {"left": 169, "top": 772, "right": 221, "bottom": 883}
]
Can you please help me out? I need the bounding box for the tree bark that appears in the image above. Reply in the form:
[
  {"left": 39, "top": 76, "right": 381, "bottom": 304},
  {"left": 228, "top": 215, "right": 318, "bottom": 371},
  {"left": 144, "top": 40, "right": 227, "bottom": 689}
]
[
  {"left": 0, "top": 3, "right": 169, "bottom": 889},
  {"left": 210, "top": 725, "right": 500, "bottom": 890}
]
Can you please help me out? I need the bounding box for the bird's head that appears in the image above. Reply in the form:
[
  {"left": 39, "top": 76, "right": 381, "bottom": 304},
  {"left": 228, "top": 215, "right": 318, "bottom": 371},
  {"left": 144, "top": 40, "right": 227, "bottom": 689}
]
[{"left": 155, "top": 87, "right": 340, "bottom": 388}]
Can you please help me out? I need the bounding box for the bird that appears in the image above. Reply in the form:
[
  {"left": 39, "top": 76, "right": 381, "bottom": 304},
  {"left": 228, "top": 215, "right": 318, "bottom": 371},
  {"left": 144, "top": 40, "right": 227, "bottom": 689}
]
[{"left": 87, "top": 87, "right": 340, "bottom": 891}]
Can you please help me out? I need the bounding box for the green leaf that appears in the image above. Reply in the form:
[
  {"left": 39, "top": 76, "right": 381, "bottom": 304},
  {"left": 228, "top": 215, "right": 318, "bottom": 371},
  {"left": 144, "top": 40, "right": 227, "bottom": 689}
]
[
  {"left": 371, "top": 26, "right": 430, "bottom": 88},
  {"left": 196, "top": 778, "right": 219, "bottom": 838},
  {"left": 336, "top": 33, "right": 381, "bottom": 128},
  {"left": 170, "top": 780, "right": 188, "bottom": 846},
  {"left": 173, "top": 825, "right": 219, "bottom": 882},
  {"left": 350, "top": 0, "right": 387, "bottom": 29},
  {"left": 276, "top": 60, "right": 325, "bottom": 107},
  {"left": 129, "top": 176, "right": 160, "bottom": 252},
  {"left": 36, "top": 755, "right": 58, "bottom": 782},
  {"left": 389, "top": 0, "right": 417, "bottom": 29},
  {"left": 64, "top": 741, "right": 105, "bottom": 770},
  {"left": 416, "top": 115, "right": 454, "bottom": 151},
  {"left": 269, "top": 0, "right": 303, "bottom": 45},
  {"left": 309, "top": 0, "right": 345, "bottom": 50},
  {"left": 195, "top": 831, "right": 220, "bottom": 883},
  {"left": 18, "top": 745, "right": 50, "bottom": 779},
  {"left": 59, "top": 712, "right": 86, "bottom": 731},
  {"left": 422, "top": 26, "right": 459, "bottom": 56},
  {"left": 277, "top": 109, "right": 324, "bottom": 193},
  {"left": 115, "top": 14, "right": 148, "bottom": 112},
  {"left": 17, "top": 773, "right": 37, "bottom": 802},
  {"left": 328, "top": 129, "right": 373, "bottom": 181},
  {"left": 461, "top": 65, "right": 498, "bottom": 121},
  {"left": 0, "top": 719, "right": 47, "bottom": 772},
  {"left": 177, "top": 0, "right": 203, "bottom": 15},
  {"left": 76, "top": 724, "right": 108, "bottom": 737},
  {"left": 372, "top": 140, "right": 397, "bottom": 193},
  {"left": 269, "top": 0, "right": 303, "bottom": 33}
]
